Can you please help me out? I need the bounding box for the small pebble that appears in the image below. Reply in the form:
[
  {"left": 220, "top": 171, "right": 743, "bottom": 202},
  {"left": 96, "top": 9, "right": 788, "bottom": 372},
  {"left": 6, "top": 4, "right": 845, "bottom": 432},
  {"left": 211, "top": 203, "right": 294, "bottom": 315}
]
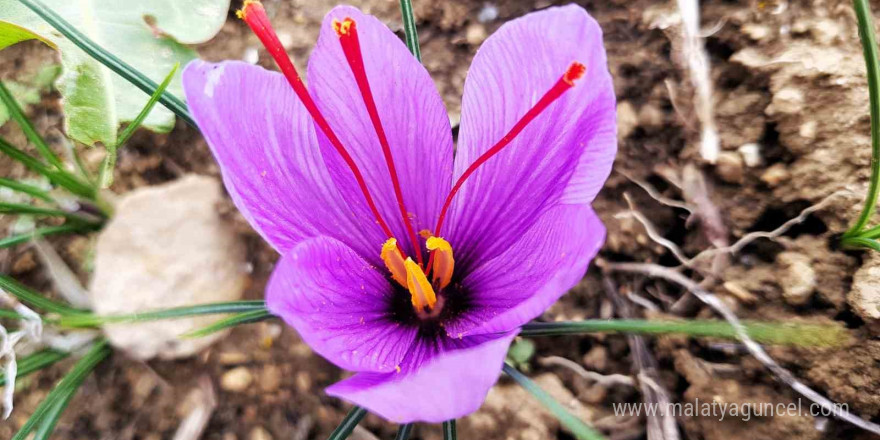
[
  {"left": 218, "top": 351, "right": 249, "bottom": 365},
  {"left": 295, "top": 371, "right": 312, "bottom": 392},
  {"left": 260, "top": 365, "right": 283, "bottom": 392},
  {"left": 760, "top": 164, "right": 790, "bottom": 187},
  {"left": 738, "top": 143, "right": 762, "bottom": 167},
  {"left": 249, "top": 426, "right": 273, "bottom": 440},
  {"left": 465, "top": 24, "right": 487, "bottom": 45},
  {"left": 715, "top": 152, "right": 744, "bottom": 184},
  {"left": 221, "top": 367, "right": 254, "bottom": 392},
  {"left": 777, "top": 252, "right": 816, "bottom": 306}
]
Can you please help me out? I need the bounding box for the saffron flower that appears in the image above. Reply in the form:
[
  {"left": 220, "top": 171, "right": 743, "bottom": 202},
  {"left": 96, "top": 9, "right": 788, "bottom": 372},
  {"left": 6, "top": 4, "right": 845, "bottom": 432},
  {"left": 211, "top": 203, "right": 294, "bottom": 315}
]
[{"left": 182, "top": 1, "right": 615, "bottom": 423}]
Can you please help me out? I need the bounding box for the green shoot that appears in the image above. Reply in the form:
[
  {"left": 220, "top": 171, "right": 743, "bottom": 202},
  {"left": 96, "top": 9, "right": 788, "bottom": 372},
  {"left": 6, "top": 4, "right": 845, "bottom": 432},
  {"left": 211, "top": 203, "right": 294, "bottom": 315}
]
[
  {"left": 395, "top": 424, "right": 414, "bottom": 440},
  {"left": 11, "top": 341, "right": 110, "bottom": 440},
  {"left": 0, "top": 202, "right": 101, "bottom": 225},
  {"left": 98, "top": 63, "right": 179, "bottom": 188},
  {"left": 0, "top": 177, "right": 53, "bottom": 202},
  {"left": 0, "top": 224, "right": 98, "bottom": 249},
  {"left": 503, "top": 363, "right": 605, "bottom": 440},
  {"left": 520, "top": 319, "right": 849, "bottom": 347},
  {"left": 0, "top": 136, "right": 95, "bottom": 199},
  {"left": 0, "top": 81, "right": 63, "bottom": 170},
  {"left": 0, "top": 274, "right": 88, "bottom": 316},
  {"left": 0, "top": 349, "right": 69, "bottom": 387},
  {"left": 398, "top": 0, "right": 421, "bottom": 61},
  {"left": 182, "top": 308, "right": 274, "bottom": 338},
  {"left": 326, "top": 406, "right": 367, "bottom": 440},
  {"left": 442, "top": 420, "right": 456, "bottom": 440},
  {"left": 56, "top": 300, "right": 268, "bottom": 328},
  {"left": 843, "top": 0, "right": 880, "bottom": 249},
  {"left": 18, "top": 0, "right": 195, "bottom": 128}
]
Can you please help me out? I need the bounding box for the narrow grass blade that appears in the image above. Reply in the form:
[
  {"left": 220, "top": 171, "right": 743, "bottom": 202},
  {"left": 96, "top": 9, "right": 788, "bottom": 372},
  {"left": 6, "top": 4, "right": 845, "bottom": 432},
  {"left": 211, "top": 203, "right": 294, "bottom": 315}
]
[
  {"left": 31, "top": 387, "right": 75, "bottom": 440},
  {"left": 398, "top": 0, "right": 421, "bottom": 61},
  {"left": 0, "top": 309, "right": 26, "bottom": 320},
  {"left": 326, "top": 406, "right": 367, "bottom": 440},
  {"left": 0, "top": 81, "right": 63, "bottom": 170},
  {"left": 18, "top": 0, "right": 196, "bottom": 128},
  {"left": 0, "top": 136, "right": 94, "bottom": 199},
  {"left": 57, "top": 300, "right": 268, "bottom": 328},
  {"left": 0, "top": 349, "right": 69, "bottom": 387},
  {"left": 11, "top": 341, "right": 110, "bottom": 440},
  {"left": 519, "top": 319, "right": 849, "bottom": 347},
  {"left": 99, "top": 64, "right": 179, "bottom": 188},
  {"left": 442, "top": 420, "right": 456, "bottom": 440},
  {"left": 0, "top": 274, "right": 87, "bottom": 316},
  {"left": 183, "top": 308, "right": 274, "bottom": 338},
  {"left": 845, "top": 0, "right": 880, "bottom": 238},
  {"left": 503, "top": 363, "right": 604, "bottom": 440},
  {"left": 0, "top": 177, "right": 53, "bottom": 202},
  {"left": 395, "top": 424, "right": 414, "bottom": 440},
  {"left": 0, "top": 202, "right": 101, "bottom": 225},
  {"left": 0, "top": 224, "right": 98, "bottom": 249}
]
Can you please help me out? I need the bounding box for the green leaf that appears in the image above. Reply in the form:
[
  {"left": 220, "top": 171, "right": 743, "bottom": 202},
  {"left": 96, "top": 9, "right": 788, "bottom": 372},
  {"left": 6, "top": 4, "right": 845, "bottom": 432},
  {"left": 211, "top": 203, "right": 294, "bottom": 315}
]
[
  {"left": 0, "top": 80, "right": 63, "bottom": 169},
  {"left": 506, "top": 338, "right": 536, "bottom": 365},
  {"left": 503, "top": 363, "right": 605, "bottom": 440},
  {"left": 0, "top": 224, "right": 98, "bottom": 249},
  {"left": 0, "top": 273, "right": 87, "bottom": 316},
  {"left": 183, "top": 308, "right": 274, "bottom": 338},
  {"left": 0, "top": 19, "right": 54, "bottom": 49},
  {"left": 442, "top": 420, "right": 456, "bottom": 440},
  {"left": 519, "top": 319, "right": 850, "bottom": 347},
  {"left": 395, "top": 424, "right": 414, "bottom": 440},
  {"left": 12, "top": 341, "right": 110, "bottom": 440},
  {"left": 0, "top": 177, "right": 53, "bottom": 202},
  {"left": 99, "top": 63, "right": 178, "bottom": 187},
  {"left": 0, "top": 135, "right": 95, "bottom": 199},
  {"left": 398, "top": 0, "right": 421, "bottom": 61},
  {"left": 0, "top": 201, "right": 100, "bottom": 225},
  {"left": 326, "top": 406, "right": 367, "bottom": 440},
  {"left": 0, "top": 64, "right": 60, "bottom": 126},
  {"left": 0, "top": 349, "right": 69, "bottom": 387},
  {"left": 0, "top": 0, "right": 228, "bottom": 146},
  {"left": 57, "top": 300, "right": 268, "bottom": 328}
]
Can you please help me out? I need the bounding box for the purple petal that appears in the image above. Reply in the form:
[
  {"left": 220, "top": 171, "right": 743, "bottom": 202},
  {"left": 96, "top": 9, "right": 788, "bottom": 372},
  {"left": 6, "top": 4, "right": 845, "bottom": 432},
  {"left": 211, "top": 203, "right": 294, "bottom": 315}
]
[
  {"left": 182, "top": 61, "right": 389, "bottom": 263},
  {"left": 307, "top": 6, "right": 453, "bottom": 254},
  {"left": 446, "top": 204, "right": 605, "bottom": 336},
  {"left": 326, "top": 331, "right": 517, "bottom": 423},
  {"left": 445, "top": 5, "right": 616, "bottom": 264},
  {"left": 266, "top": 236, "right": 417, "bottom": 373}
]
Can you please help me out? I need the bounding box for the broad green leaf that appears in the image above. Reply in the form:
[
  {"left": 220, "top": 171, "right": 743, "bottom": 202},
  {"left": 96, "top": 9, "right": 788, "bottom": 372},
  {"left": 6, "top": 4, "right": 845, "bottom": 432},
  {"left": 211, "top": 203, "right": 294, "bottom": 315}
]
[
  {"left": 0, "top": 20, "right": 54, "bottom": 48},
  {"left": 0, "top": 0, "right": 229, "bottom": 146}
]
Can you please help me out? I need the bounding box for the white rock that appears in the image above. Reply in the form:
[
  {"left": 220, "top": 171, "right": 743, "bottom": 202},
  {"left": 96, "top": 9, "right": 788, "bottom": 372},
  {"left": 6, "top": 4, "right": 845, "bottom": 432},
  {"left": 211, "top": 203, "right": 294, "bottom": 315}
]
[
  {"left": 777, "top": 252, "right": 816, "bottom": 306},
  {"left": 738, "top": 143, "right": 762, "bottom": 167},
  {"left": 90, "top": 175, "right": 248, "bottom": 360},
  {"left": 849, "top": 254, "right": 880, "bottom": 333}
]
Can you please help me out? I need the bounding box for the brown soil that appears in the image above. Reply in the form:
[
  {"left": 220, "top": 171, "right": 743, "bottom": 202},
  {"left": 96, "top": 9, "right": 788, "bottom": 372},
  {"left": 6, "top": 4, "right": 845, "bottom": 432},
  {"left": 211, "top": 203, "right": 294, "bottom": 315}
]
[{"left": 2, "top": 0, "right": 880, "bottom": 439}]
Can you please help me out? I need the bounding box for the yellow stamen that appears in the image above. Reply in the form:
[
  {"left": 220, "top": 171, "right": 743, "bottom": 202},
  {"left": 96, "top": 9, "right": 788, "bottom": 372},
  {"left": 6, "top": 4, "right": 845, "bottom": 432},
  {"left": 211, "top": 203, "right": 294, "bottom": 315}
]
[
  {"left": 380, "top": 238, "right": 407, "bottom": 286},
  {"left": 332, "top": 18, "right": 354, "bottom": 36},
  {"left": 426, "top": 237, "right": 454, "bottom": 289},
  {"left": 405, "top": 257, "right": 437, "bottom": 311},
  {"left": 235, "top": 0, "right": 261, "bottom": 20}
]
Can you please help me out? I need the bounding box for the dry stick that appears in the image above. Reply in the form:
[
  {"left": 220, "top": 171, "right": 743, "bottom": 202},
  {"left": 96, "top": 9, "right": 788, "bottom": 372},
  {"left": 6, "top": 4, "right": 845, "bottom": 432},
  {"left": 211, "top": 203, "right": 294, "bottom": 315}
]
[
  {"left": 676, "top": 0, "right": 719, "bottom": 163},
  {"left": 617, "top": 170, "right": 695, "bottom": 215},
  {"left": 32, "top": 239, "right": 91, "bottom": 308},
  {"left": 171, "top": 376, "right": 216, "bottom": 440},
  {"left": 603, "top": 277, "right": 680, "bottom": 440},
  {"left": 604, "top": 262, "right": 880, "bottom": 435},
  {"left": 689, "top": 190, "right": 851, "bottom": 263},
  {"left": 538, "top": 356, "right": 635, "bottom": 388}
]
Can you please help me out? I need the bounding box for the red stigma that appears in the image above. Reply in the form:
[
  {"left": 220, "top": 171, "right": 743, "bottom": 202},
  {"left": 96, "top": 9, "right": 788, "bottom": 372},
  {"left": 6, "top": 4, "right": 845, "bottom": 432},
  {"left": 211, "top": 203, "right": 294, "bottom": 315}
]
[
  {"left": 336, "top": 17, "right": 425, "bottom": 266},
  {"left": 563, "top": 62, "right": 586, "bottom": 85},
  {"left": 431, "top": 61, "right": 586, "bottom": 240},
  {"left": 238, "top": 1, "right": 401, "bottom": 251}
]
